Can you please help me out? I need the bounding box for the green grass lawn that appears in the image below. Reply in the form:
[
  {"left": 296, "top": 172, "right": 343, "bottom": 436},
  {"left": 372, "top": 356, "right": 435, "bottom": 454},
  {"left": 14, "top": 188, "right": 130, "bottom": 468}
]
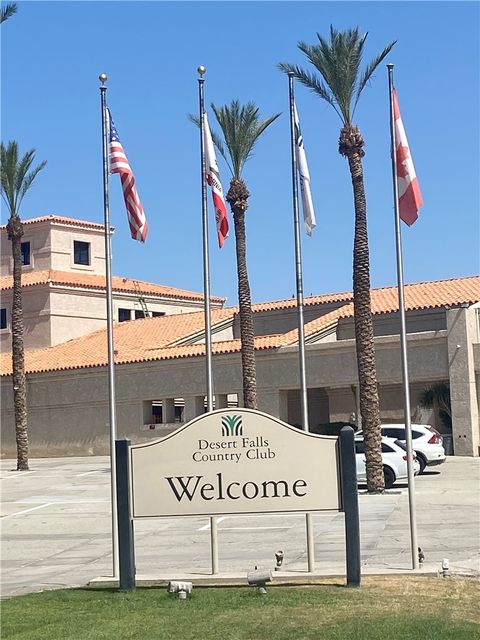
[{"left": 1, "top": 576, "right": 479, "bottom": 640}]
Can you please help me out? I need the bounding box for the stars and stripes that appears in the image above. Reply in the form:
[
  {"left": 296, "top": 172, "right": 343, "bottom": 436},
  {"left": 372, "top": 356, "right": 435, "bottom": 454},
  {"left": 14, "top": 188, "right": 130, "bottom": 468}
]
[
  {"left": 203, "top": 113, "right": 229, "bottom": 248},
  {"left": 392, "top": 89, "right": 423, "bottom": 226},
  {"left": 294, "top": 103, "right": 316, "bottom": 236},
  {"left": 107, "top": 109, "right": 148, "bottom": 242}
]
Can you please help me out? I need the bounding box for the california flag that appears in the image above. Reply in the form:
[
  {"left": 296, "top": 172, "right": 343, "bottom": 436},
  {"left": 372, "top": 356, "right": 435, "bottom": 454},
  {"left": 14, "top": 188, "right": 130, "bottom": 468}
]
[{"left": 203, "top": 113, "right": 229, "bottom": 247}]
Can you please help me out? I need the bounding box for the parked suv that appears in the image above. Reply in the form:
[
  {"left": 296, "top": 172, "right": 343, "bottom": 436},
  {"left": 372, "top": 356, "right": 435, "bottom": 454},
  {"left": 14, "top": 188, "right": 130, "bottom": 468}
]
[
  {"left": 356, "top": 424, "right": 446, "bottom": 474},
  {"left": 354, "top": 436, "right": 420, "bottom": 489}
]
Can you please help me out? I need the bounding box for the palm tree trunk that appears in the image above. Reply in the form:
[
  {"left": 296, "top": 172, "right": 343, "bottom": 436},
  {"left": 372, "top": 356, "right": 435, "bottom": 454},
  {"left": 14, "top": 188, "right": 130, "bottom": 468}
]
[
  {"left": 227, "top": 178, "right": 258, "bottom": 410},
  {"left": 340, "top": 124, "right": 383, "bottom": 493},
  {"left": 7, "top": 215, "right": 29, "bottom": 471}
]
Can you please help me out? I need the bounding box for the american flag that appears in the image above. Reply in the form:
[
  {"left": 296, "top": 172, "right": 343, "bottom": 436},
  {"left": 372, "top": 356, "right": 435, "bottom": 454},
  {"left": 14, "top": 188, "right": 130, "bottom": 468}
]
[{"left": 107, "top": 109, "right": 148, "bottom": 242}]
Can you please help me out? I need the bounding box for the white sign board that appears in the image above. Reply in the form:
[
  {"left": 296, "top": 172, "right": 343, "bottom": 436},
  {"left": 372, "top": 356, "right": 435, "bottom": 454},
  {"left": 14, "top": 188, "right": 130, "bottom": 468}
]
[{"left": 130, "top": 408, "right": 341, "bottom": 518}]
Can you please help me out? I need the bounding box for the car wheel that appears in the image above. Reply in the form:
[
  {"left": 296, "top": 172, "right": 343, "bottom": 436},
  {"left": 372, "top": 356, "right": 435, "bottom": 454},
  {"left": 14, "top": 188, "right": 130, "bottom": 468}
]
[
  {"left": 416, "top": 454, "right": 427, "bottom": 475},
  {"left": 383, "top": 466, "right": 395, "bottom": 489}
]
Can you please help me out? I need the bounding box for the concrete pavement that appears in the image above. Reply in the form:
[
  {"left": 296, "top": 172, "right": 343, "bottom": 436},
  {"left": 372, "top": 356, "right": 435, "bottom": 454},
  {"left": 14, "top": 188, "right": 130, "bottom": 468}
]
[{"left": 1, "top": 456, "right": 479, "bottom": 597}]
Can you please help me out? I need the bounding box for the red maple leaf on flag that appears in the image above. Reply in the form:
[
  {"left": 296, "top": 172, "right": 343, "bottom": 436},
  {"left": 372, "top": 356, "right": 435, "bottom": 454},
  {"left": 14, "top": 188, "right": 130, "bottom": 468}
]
[{"left": 396, "top": 144, "right": 410, "bottom": 179}]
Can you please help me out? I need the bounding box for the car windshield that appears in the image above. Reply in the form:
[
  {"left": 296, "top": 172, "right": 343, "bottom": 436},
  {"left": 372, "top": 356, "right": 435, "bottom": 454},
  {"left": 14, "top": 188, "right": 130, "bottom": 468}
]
[{"left": 394, "top": 440, "right": 407, "bottom": 451}]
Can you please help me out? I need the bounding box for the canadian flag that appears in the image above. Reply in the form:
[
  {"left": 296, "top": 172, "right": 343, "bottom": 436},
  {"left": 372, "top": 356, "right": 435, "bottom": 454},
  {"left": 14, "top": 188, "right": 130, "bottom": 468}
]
[
  {"left": 393, "top": 89, "right": 423, "bottom": 225},
  {"left": 203, "top": 113, "right": 229, "bottom": 247}
]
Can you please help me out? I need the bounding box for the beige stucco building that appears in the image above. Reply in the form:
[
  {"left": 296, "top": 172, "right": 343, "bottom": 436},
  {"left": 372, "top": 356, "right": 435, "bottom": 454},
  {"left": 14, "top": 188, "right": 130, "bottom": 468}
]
[
  {"left": 0, "top": 215, "right": 224, "bottom": 351},
  {"left": 1, "top": 216, "right": 479, "bottom": 459}
]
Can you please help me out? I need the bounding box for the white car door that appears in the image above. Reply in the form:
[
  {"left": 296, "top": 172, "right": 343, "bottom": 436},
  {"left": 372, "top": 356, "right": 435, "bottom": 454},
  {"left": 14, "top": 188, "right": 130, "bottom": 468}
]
[{"left": 355, "top": 440, "right": 366, "bottom": 482}]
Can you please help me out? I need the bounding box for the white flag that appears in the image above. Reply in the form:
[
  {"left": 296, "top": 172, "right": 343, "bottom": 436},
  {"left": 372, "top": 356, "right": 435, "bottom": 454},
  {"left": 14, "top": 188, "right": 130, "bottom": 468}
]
[{"left": 294, "top": 103, "right": 316, "bottom": 236}]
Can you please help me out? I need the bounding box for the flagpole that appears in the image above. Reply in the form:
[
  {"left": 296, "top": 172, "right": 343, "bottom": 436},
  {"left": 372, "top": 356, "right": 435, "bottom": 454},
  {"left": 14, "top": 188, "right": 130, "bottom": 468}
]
[
  {"left": 99, "top": 72, "right": 119, "bottom": 579},
  {"left": 197, "top": 65, "right": 218, "bottom": 574},
  {"left": 198, "top": 68, "right": 214, "bottom": 411},
  {"left": 387, "top": 63, "right": 419, "bottom": 570},
  {"left": 288, "top": 72, "right": 315, "bottom": 573}
]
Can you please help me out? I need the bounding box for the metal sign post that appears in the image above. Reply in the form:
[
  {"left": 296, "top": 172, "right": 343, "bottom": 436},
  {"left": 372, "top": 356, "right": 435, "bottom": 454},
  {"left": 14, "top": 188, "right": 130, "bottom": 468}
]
[
  {"left": 339, "top": 426, "right": 361, "bottom": 587},
  {"left": 115, "top": 439, "right": 135, "bottom": 591}
]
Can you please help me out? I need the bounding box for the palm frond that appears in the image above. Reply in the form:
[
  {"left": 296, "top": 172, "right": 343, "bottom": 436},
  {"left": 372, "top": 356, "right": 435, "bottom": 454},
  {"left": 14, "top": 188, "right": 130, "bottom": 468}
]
[
  {"left": 188, "top": 113, "right": 234, "bottom": 175},
  {"left": 1, "top": 141, "right": 18, "bottom": 212},
  {"left": 211, "top": 100, "right": 280, "bottom": 178},
  {"left": 353, "top": 40, "right": 396, "bottom": 115},
  {"left": 0, "top": 140, "right": 45, "bottom": 217},
  {"left": 209, "top": 129, "right": 232, "bottom": 173},
  {"left": 0, "top": 2, "right": 17, "bottom": 23},
  {"left": 280, "top": 26, "right": 396, "bottom": 125},
  {"left": 14, "top": 149, "right": 36, "bottom": 197},
  {"left": 278, "top": 62, "right": 342, "bottom": 120},
  {"left": 19, "top": 161, "right": 47, "bottom": 207},
  {"left": 187, "top": 113, "right": 200, "bottom": 128},
  {"left": 311, "top": 27, "right": 363, "bottom": 122}
]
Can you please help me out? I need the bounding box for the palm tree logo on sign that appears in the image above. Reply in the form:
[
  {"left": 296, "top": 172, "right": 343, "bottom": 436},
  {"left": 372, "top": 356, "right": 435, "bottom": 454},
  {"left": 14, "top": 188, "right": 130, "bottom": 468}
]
[{"left": 221, "top": 415, "right": 243, "bottom": 437}]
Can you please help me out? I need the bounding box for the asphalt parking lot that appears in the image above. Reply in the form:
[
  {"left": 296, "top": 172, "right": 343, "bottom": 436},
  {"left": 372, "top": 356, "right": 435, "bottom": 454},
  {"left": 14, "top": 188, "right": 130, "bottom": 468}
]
[{"left": 1, "top": 456, "right": 479, "bottom": 597}]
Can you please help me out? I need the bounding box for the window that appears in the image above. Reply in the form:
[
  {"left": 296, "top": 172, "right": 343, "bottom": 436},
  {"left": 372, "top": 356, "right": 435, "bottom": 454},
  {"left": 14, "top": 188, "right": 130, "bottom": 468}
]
[
  {"left": 355, "top": 441, "right": 365, "bottom": 454},
  {"left": 381, "top": 443, "right": 395, "bottom": 453},
  {"left": 0, "top": 308, "right": 7, "bottom": 330},
  {"left": 383, "top": 427, "right": 405, "bottom": 439},
  {"left": 150, "top": 400, "right": 184, "bottom": 424},
  {"left": 21, "top": 241, "right": 31, "bottom": 266},
  {"left": 152, "top": 403, "right": 163, "bottom": 424},
  {"left": 73, "top": 241, "right": 90, "bottom": 265},
  {"left": 135, "top": 309, "right": 165, "bottom": 320},
  {"left": 118, "top": 308, "right": 131, "bottom": 322},
  {"left": 134, "top": 310, "right": 164, "bottom": 320}
]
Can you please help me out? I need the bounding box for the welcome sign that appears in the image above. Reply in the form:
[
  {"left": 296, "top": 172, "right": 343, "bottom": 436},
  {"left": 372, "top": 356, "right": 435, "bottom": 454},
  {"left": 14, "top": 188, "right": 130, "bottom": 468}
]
[{"left": 130, "top": 408, "right": 341, "bottom": 518}]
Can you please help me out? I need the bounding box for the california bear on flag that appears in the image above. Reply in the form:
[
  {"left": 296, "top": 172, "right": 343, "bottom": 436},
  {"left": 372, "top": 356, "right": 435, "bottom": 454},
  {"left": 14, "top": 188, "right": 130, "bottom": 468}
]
[{"left": 203, "top": 113, "right": 229, "bottom": 248}]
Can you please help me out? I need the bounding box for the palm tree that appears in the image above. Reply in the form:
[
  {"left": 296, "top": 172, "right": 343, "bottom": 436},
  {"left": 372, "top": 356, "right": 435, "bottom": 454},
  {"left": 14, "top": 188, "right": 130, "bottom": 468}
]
[
  {"left": 419, "top": 383, "right": 452, "bottom": 430},
  {"left": 1, "top": 141, "right": 46, "bottom": 470},
  {"left": 280, "top": 27, "right": 395, "bottom": 493},
  {"left": 192, "top": 101, "right": 280, "bottom": 408},
  {"left": 0, "top": 2, "right": 17, "bottom": 23}
]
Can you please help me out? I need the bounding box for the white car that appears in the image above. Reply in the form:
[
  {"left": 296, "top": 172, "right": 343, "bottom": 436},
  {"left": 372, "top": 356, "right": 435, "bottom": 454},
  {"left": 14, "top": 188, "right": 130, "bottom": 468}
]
[
  {"left": 355, "top": 436, "right": 420, "bottom": 489},
  {"left": 356, "top": 424, "right": 446, "bottom": 474}
]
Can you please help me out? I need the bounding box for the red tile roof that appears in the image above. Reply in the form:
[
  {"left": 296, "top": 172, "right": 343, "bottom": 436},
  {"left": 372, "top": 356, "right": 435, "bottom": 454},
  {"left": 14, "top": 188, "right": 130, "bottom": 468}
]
[
  {"left": 1, "top": 275, "right": 478, "bottom": 376},
  {"left": 281, "top": 304, "right": 355, "bottom": 345},
  {"left": 0, "top": 308, "right": 237, "bottom": 375},
  {"left": 253, "top": 275, "right": 480, "bottom": 313},
  {"left": 0, "top": 270, "right": 225, "bottom": 304},
  {"left": 370, "top": 276, "right": 480, "bottom": 313},
  {"left": 0, "top": 215, "right": 106, "bottom": 231},
  {"left": 252, "top": 290, "right": 351, "bottom": 312}
]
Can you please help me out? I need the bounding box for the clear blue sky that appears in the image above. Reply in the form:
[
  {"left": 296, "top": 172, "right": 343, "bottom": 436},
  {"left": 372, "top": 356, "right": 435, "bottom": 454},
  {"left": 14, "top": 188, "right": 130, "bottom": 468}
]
[{"left": 2, "top": 1, "right": 479, "bottom": 305}]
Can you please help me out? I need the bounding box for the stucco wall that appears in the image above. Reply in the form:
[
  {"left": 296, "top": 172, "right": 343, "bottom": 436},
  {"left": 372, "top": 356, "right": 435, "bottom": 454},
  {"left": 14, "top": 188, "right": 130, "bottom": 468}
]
[
  {"left": 1, "top": 284, "right": 210, "bottom": 351},
  {"left": 49, "top": 225, "right": 106, "bottom": 274},
  {"left": 0, "top": 286, "right": 52, "bottom": 351},
  {"left": 3, "top": 330, "right": 474, "bottom": 458},
  {"left": 239, "top": 302, "right": 348, "bottom": 338},
  {"left": 1, "top": 220, "right": 107, "bottom": 277},
  {"left": 337, "top": 309, "right": 447, "bottom": 340},
  {"left": 1, "top": 223, "right": 52, "bottom": 275},
  {"left": 447, "top": 307, "right": 480, "bottom": 456}
]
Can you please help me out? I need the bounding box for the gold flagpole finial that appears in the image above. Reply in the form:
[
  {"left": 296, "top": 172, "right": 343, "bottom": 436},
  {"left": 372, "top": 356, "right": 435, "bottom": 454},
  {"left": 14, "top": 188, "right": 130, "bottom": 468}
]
[
  {"left": 197, "top": 65, "right": 206, "bottom": 77},
  {"left": 99, "top": 73, "right": 108, "bottom": 86}
]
